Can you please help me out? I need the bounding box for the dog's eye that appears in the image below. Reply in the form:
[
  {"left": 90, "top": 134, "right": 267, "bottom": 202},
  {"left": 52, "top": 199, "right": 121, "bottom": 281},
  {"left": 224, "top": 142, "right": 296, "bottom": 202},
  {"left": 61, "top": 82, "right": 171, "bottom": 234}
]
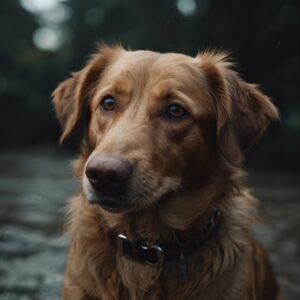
[
  {"left": 166, "top": 103, "right": 187, "bottom": 119},
  {"left": 100, "top": 96, "right": 116, "bottom": 112}
]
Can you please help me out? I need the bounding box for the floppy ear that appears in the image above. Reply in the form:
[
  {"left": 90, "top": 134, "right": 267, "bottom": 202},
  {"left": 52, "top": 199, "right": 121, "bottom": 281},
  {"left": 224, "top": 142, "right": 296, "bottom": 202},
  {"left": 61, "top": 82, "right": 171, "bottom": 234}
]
[
  {"left": 198, "top": 52, "right": 279, "bottom": 166},
  {"left": 52, "top": 46, "right": 121, "bottom": 144},
  {"left": 223, "top": 70, "right": 279, "bottom": 150}
]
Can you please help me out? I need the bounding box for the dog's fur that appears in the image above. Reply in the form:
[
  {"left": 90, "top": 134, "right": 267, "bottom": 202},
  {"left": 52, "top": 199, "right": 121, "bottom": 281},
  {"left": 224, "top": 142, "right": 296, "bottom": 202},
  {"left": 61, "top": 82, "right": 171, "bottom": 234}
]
[{"left": 53, "top": 46, "right": 285, "bottom": 300}]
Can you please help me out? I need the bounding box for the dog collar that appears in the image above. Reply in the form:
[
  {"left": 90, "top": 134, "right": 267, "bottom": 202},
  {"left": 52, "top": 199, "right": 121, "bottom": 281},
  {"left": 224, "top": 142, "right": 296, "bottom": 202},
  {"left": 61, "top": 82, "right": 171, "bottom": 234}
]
[{"left": 107, "top": 209, "right": 221, "bottom": 279}]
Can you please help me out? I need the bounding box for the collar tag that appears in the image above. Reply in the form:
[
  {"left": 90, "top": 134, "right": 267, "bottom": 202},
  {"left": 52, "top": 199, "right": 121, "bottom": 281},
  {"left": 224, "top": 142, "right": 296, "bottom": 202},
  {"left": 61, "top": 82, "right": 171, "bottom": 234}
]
[{"left": 179, "top": 250, "right": 189, "bottom": 281}]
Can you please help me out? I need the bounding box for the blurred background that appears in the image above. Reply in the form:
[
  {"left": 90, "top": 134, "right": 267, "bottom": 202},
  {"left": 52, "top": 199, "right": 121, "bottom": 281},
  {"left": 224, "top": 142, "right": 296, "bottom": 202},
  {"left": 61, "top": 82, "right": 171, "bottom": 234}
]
[
  {"left": 1, "top": 0, "right": 300, "bottom": 169},
  {"left": 0, "top": 0, "right": 299, "bottom": 299}
]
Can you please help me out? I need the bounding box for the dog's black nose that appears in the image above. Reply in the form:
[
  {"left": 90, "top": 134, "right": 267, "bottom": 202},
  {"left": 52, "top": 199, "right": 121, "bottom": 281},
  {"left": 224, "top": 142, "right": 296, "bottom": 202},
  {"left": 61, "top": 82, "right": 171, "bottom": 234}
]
[{"left": 85, "top": 155, "right": 133, "bottom": 194}]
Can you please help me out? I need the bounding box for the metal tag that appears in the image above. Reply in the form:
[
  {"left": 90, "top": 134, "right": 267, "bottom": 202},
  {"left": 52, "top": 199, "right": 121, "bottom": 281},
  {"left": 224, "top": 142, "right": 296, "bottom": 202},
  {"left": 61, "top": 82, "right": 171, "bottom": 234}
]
[{"left": 179, "top": 250, "right": 188, "bottom": 281}]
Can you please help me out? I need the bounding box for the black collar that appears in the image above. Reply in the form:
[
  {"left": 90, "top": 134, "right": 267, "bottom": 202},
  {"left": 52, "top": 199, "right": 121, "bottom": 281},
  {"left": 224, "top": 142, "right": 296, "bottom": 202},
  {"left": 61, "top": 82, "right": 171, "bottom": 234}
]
[{"left": 107, "top": 209, "right": 221, "bottom": 278}]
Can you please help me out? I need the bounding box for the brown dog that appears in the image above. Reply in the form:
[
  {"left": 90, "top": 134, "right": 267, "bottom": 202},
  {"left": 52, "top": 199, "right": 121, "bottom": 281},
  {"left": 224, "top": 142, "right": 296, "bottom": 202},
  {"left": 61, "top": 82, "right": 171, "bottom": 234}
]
[{"left": 53, "top": 46, "right": 285, "bottom": 300}]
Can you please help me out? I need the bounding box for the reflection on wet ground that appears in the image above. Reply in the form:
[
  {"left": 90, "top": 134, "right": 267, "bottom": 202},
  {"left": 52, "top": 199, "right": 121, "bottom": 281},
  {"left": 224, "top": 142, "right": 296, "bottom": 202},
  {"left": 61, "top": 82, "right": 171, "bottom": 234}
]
[{"left": 0, "top": 150, "right": 299, "bottom": 299}]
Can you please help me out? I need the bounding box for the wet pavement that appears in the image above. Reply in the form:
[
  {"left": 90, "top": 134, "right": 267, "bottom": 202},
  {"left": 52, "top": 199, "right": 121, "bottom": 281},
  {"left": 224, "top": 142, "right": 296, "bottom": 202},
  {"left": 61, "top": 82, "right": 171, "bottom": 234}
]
[{"left": 0, "top": 150, "right": 299, "bottom": 300}]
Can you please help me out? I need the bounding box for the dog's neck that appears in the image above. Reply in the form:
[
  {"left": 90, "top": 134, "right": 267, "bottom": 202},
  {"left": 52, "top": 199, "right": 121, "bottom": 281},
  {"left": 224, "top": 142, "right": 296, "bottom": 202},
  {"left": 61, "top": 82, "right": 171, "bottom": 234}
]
[
  {"left": 103, "top": 192, "right": 255, "bottom": 296},
  {"left": 102, "top": 208, "right": 221, "bottom": 275},
  {"left": 66, "top": 184, "right": 257, "bottom": 299}
]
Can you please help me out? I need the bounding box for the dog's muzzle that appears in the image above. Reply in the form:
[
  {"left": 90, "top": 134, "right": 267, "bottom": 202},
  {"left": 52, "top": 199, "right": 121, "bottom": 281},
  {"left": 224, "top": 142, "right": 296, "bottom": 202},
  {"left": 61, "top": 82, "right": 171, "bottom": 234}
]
[{"left": 85, "top": 155, "right": 133, "bottom": 212}]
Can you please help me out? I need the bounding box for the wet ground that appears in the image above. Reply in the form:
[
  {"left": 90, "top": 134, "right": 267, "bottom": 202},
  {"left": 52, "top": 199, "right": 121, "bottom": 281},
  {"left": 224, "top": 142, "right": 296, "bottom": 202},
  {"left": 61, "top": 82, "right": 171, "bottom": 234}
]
[{"left": 0, "top": 150, "right": 299, "bottom": 300}]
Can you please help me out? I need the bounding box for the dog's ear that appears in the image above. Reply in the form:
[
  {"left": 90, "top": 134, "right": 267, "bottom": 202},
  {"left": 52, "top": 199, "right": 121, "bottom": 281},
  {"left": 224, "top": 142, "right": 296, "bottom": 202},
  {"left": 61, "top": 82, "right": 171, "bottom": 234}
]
[
  {"left": 52, "top": 45, "right": 121, "bottom": 144},
  {"left": 198, "top": 52, "right": 279, "bottom": 166}
]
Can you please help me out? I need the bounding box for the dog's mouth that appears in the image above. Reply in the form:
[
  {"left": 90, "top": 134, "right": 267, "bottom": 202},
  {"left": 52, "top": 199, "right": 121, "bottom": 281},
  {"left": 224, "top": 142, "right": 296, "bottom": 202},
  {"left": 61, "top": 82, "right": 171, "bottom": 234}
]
[
  {"left": 86, "top": 189, "right": 176, "bottom": 214},
  {"left": 88, "top": 193, "right": 132, "bottom": 213},
  {"left": 99, "top": 200, "right": 131, "bottom": 213}
]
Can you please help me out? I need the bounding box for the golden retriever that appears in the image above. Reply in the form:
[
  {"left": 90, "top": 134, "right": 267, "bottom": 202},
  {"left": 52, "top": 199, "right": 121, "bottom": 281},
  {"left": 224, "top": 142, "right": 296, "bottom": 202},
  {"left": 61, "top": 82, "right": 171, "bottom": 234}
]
[{"left": 53, "top": 45, "right": 285, "bottom": 300}]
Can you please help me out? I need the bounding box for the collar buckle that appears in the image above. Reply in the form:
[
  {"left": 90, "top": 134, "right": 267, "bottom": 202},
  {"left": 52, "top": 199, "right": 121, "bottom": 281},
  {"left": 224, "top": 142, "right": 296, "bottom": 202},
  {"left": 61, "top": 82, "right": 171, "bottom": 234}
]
[
  {"left": 143, "top": 244, "right": 164, "bottom": 266},
  {"left": 116, "top": 233, "right": 164, "bottom": 266}
]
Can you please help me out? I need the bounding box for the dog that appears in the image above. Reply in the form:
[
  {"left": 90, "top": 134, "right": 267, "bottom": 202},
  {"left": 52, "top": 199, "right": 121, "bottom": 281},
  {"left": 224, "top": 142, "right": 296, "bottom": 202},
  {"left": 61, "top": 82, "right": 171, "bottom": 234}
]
[{"left": 53, "top": 45, "right": 285, "bottom": 299}]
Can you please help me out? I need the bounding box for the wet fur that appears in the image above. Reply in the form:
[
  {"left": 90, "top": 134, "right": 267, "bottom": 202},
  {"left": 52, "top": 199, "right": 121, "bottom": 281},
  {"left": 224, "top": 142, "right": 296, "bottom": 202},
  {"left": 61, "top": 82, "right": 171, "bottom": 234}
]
[{"left": 53, "top": 46, "right": 285, "bottom": 299}]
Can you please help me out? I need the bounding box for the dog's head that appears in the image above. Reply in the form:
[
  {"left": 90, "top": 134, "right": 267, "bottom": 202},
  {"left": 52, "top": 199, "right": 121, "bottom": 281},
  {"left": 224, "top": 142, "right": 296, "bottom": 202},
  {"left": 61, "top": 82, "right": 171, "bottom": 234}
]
[{"left": 53, "top": 46, "right": 278, "bottom": 215}]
